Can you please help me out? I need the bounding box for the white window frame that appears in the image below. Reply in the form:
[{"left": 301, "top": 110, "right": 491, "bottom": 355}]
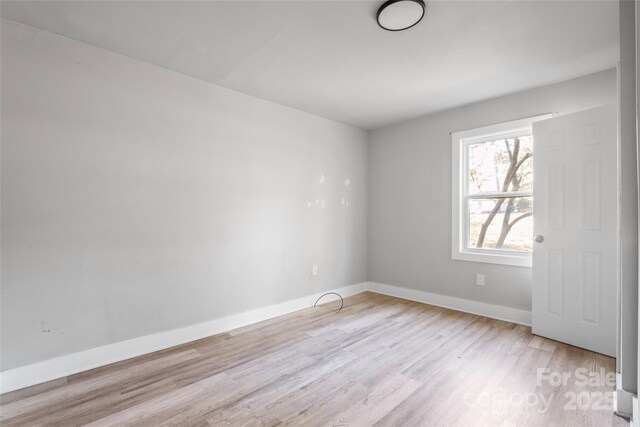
[{"left": 451, "top": 114, "right": 552, "bottom": 268}]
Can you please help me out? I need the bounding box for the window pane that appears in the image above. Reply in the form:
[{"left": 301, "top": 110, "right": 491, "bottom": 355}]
[
  {"left": 467, "top": 135, "right": 533, "bottom": 194},
  {"left": 468, "top": 196, "right": 533, "bottom": 252}
]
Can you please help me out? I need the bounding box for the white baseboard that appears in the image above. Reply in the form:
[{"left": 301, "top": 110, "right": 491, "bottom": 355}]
[
  {"left": 616, "top": 372, "right": 635, "bottom": 421},
  {"left": 367, "top": 281, "right": 532, "bottom": 326},
  {"left": 0, "top": 282, "right": 367, "bottom": 394},
  {"left": 1, "top": 281, "right": 533, "bottom": 394}
]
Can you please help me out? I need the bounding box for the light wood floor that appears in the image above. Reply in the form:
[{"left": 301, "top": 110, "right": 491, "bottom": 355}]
[{"left": 0, "top": 292, "right": 628, "bottom": 426}]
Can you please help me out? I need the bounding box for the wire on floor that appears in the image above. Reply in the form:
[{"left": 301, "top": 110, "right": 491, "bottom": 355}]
[{"left": 313, "top": 292, "right": 344, "bottom": 312}]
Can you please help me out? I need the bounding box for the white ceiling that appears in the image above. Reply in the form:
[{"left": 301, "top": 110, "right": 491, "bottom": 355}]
[{"left": 1, "top": 1, "right": 619, "bottom": 130}]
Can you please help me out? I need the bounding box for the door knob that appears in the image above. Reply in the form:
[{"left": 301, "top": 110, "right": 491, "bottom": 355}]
[{"left": 534, "top": 235, "right": 544, "bottom": 243}]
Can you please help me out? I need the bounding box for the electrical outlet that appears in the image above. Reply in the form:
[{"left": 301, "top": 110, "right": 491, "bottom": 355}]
[
  {"left": 312, "top": 264, "right": 318, "bottom": 276},
  {"left": 476, "top": 274, "right": 485, "bottom": 286}
]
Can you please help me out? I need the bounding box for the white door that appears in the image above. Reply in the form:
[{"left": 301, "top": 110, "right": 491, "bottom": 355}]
[{"left": 532, "top": 105, "right": 617, "bottom": 357}]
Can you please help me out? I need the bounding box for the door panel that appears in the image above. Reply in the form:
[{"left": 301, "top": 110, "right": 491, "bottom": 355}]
[
  {"left": 546, "top": 163, "right": 565, "bottom": 229},
  {"left": 532, "top": 104, "right": 617, "bottom": 357},
  {"left": 579, "top": 251, "right": 600, "bottom": 324},
  {"left": 546, "top": 249, "right": 564, "bottom": 316}
]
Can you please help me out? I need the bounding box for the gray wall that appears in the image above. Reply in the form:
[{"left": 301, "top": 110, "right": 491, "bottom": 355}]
[
  {"left": 619, "top": 0, "right": 638, "bottom": 394},
  {"left": 636, "top": 0, "right": 640, "bottom": 398},
  {"left": 1, "top": 21, "right": 368, "bottom": 371},
  {"left": 367, "top": 69, "right": 617, "bottom": 312}
]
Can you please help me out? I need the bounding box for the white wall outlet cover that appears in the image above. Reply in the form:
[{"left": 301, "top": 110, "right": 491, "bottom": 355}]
[
  {"left": 475, "top": 274, "right": 485, "bottom": 286},
  {"left": 312, "top": 264, "right": 318, "bottom": 276}
]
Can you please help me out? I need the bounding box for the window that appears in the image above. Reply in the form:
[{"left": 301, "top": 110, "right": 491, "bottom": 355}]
[{"left": 451, "top": 115, "right": 551, "bottom": 267}]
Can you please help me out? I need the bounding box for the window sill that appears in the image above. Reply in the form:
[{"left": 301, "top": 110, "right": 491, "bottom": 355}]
[{"left": 452, "top": 250, "right": 532, "bottom": 268}]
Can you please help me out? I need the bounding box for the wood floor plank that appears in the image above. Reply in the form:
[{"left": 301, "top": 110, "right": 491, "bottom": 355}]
[
  {"left": 0, "top": 349, "right": 202, "bottom": 424},
  {"left": 0, "top": 292, "right": 626, "bottom": 426},
  {"left": 325, "top": 373, "right": 422, "bottom": 426}
]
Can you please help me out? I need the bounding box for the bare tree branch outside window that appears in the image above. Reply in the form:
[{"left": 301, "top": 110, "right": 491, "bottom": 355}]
[{"left": 467, "top": 135, "right": 533, "bottom": 252}]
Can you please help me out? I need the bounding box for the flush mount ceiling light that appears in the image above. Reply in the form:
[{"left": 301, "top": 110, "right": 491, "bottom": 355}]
[{"left": 377, "top": 0, "right": 425, "bottom": 31}]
